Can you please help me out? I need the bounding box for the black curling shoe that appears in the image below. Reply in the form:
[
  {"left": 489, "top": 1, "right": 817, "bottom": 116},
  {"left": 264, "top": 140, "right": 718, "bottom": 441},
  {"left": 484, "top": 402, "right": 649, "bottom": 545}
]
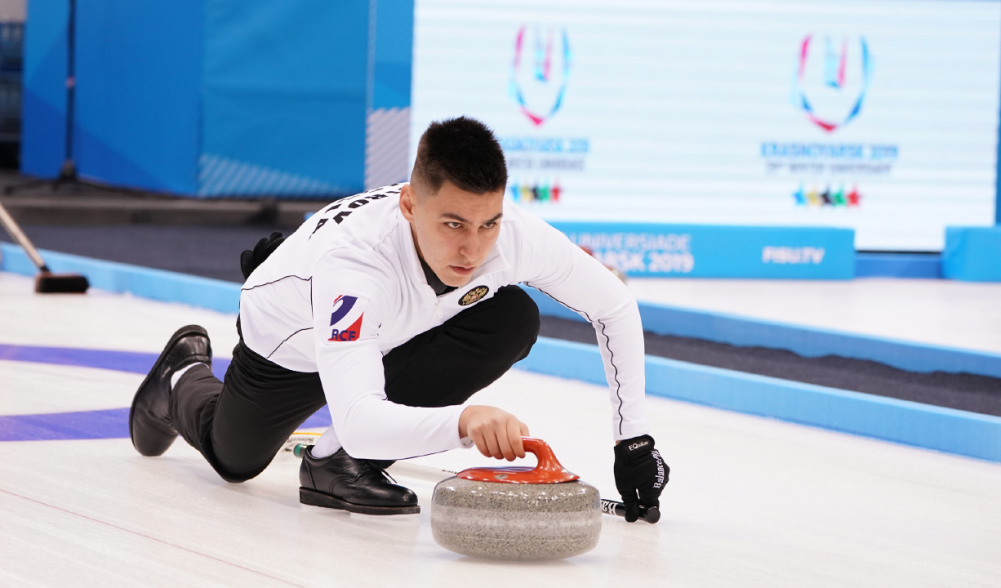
[
  {"left": 300, "top": 447, "right": 419, "bottom": 515},
  {"left": 129, "top": 325, "right": 212, "bottom": 457}
]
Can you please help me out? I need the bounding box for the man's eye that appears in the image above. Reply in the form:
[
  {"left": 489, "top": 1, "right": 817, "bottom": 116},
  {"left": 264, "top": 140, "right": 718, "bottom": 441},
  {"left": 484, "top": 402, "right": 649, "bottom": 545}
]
[
  {"left": 482, "top": 222, "right": 496, "bottom": 229},
  {"left": 446, "top": 222, "right": 462, "bottom": 229}
]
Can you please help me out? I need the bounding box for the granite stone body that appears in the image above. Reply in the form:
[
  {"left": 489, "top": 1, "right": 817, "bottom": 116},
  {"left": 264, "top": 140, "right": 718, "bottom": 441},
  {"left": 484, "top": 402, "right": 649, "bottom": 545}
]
[{"left": 430, "top": 477, "right": 602, "bottom": 560}]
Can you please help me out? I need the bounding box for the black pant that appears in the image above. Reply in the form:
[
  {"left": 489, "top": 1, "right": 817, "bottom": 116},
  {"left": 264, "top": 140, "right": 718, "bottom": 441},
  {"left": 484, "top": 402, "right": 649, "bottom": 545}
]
[{"left": 170, "top": 286, "right": 540, "bottom": 483}]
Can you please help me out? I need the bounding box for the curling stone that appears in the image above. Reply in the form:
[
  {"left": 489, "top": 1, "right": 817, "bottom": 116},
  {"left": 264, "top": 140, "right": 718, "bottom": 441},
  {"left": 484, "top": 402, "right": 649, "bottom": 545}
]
[{"left": 430, "top": 438, "right": 601, "bottom": 561}]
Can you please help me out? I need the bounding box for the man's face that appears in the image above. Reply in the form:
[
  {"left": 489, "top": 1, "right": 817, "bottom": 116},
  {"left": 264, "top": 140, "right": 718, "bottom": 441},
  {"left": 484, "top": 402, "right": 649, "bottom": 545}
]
[{"left": 399, "top": 180, "right": 504, "bottom": 288}]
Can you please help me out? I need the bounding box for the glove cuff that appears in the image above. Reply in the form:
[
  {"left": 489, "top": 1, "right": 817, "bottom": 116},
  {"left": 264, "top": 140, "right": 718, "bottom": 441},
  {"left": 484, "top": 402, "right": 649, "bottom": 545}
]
[{"left": 614, "top": 434, "right": 655, "bottom": 459}]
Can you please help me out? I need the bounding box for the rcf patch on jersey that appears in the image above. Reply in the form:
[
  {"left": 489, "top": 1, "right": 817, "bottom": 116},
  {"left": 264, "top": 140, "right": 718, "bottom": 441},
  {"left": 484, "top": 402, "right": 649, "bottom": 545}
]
[
  {"left": 459, "top": 285, "right": 489, "bottom": 306},
  {"left": 328, "top": 295, "right": 366, "bottom": 342}
]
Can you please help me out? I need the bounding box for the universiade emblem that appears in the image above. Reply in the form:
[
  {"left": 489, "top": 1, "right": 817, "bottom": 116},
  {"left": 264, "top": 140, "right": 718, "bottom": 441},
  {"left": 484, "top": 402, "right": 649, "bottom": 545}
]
[
  {"left": 509, "top": 26, "right": 571, "bottom": 126},
  {"left": 793, "top": 35, "right": 873, "bottom": 132}
]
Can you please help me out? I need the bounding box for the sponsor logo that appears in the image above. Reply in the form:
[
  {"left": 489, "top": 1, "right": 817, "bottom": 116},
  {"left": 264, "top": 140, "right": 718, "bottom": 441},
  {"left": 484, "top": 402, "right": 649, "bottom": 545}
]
[
  {"left": 762, "top": 246, "right": 826, "bottom": 265},
  {"left": 652, "top": 449, "right": 666, "bottom": 489},
  {"left": 509, "top": 26, "right": 571, "bottom": 126},
  {"left": 459, "top": 286, "right": 490, "bottom": 306},
  {"left": 793, "top": 34, "right": 873, "bottom": 133},
  {"left": 328, "top": 295, "right": 364, "bottom": 342},
  {"left": 794, "top": 185, "right": 861, "bottom": 207},
  {"left": 628, "top": 440, "right": 650, "bottom": 451}
]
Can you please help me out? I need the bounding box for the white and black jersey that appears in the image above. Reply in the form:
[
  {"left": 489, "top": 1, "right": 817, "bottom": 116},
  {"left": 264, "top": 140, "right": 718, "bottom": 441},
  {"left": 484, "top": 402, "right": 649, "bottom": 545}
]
[{"left": 240, "top": 183, "right": 650, "bottom": 460}]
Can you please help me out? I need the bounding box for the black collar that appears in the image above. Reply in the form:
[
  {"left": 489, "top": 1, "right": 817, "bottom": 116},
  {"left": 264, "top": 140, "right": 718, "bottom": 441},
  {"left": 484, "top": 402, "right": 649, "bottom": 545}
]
[{"left": 419, "top": 256, "right": 457, "bottom": 296}]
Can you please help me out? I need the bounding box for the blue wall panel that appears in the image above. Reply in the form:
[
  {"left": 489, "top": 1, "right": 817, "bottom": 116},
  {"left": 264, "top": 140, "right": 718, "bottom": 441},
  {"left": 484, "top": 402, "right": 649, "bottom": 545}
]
[
  {"left": 21, "top": 0, "right": 68, "bottom": 178},
  {"left": 854, "top": 253, "right": 942, "bottom": 279},
  {"left": 23, "top": 0, "right": 376, "bottom": 197},
  {"left": 942, "top": 226, "right": 1001, "bottom": 282},
  {"left": 74, "top": 1, "right": 203, "bottom": 193},
  {"left": 201, "top": 0, "right": 369, "bottom": 196},
  {"left": 371, "top": 0, "right": 413, "bottom": 110}
]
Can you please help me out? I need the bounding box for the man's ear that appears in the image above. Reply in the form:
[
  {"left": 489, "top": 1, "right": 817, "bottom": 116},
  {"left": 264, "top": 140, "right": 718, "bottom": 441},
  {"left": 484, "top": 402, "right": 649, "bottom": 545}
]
[{"left": 399, "top": 184, "right": 416, "bottom": 222}]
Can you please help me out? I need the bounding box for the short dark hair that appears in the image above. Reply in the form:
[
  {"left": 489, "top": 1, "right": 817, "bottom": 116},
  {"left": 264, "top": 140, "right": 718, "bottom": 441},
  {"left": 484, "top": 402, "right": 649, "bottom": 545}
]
[{"left": 411, "top": 116, "right": 507, "bottom": 195}]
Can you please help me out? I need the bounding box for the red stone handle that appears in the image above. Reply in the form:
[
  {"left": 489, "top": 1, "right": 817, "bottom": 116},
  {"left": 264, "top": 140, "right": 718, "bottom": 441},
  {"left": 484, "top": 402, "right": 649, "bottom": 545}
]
[{"left": 456, "top": 437, "right": 580, "bottom": 484}]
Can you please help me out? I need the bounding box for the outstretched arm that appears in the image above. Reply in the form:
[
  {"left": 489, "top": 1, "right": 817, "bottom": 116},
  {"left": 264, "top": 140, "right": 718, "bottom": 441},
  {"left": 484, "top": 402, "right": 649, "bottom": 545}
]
[
  {"left": 514, "top": 209, "right": 667, "bottom": 521},
  {"left": 519, "top": 218, "right": 650, "bottom": 440}
]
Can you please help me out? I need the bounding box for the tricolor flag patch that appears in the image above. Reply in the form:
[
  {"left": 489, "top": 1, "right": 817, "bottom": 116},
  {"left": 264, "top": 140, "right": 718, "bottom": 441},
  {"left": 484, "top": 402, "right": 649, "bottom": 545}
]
[{"left": 328, "top": 295, "right": 366, "bottom": 342}]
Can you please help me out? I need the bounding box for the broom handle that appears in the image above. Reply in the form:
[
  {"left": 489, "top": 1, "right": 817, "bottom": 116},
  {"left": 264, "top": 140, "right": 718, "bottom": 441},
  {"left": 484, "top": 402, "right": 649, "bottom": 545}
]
[{"left": 0, "top": 201, "right": 50, "bottom": 271}]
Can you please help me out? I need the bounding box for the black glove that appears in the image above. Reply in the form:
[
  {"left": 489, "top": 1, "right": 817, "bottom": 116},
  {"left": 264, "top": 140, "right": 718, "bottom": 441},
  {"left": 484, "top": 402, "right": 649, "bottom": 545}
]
[
  {"left": 614, "top": 434, "right": 668, "bottom": 522},
  {"left": 240, "top": 232, "right": 285, "bottom": 280}
]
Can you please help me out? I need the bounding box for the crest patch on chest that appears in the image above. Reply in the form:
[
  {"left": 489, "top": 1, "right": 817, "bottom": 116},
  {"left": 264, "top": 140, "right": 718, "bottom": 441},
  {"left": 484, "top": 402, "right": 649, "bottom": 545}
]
[{"left": 459, "top": 285, "right": 490, "bottom": 306}]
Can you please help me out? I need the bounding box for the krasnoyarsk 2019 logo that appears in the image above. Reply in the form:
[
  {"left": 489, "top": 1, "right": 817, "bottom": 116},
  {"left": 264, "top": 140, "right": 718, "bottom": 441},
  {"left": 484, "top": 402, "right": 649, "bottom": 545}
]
[
  {"left": 509, "top": 26, "right": 571, "bottom": 127},
  {"left": 792, "top": 35, "right": 873, "bottom": 132}
]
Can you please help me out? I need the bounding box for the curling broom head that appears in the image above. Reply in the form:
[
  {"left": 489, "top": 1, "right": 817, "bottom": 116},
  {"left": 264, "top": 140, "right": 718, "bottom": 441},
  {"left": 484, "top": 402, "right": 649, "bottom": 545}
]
[{"left": 35, "top": 272, "right": 90, "bottom": 294}]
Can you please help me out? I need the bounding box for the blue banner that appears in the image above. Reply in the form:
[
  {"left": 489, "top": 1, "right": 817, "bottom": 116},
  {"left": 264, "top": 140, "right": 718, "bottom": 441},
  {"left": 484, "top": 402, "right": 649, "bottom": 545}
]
[
  {"left": 200, "top": 0, "right": 370, "bottom": 197},
  {"left": 21, "top": 0, "right": 69, "bottom": 179},
  {"left": 943, "top": 227, "right": 1001, "bottom": 282},
  {"left": 76, "top": 0, "right": 204, "bottom": 194},
  {"left": 22, "top": 0, "right": 413, "bottom": 198},
  {"left": 548, "top": 222, "right": 855, "bottom": 279}
]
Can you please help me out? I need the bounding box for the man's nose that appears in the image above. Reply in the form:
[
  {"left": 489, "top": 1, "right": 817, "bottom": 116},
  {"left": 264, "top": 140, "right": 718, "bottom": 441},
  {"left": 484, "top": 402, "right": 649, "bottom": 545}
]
[{"left": 459, "top": 230, "right": 483, "bottom": 262}]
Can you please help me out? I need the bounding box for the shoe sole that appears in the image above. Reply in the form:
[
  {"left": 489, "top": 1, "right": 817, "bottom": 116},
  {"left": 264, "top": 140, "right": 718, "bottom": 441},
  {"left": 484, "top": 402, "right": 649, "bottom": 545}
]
[
  {"left": 300, "top": 487, "right": 420, "bottom": 515},
  {"left": 129, "top": 325, "right": 211, "bottom": 455}
]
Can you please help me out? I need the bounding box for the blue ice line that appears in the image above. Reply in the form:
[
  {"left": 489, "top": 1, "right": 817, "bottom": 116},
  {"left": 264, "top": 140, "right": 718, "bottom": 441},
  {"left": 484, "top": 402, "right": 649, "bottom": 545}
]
[{"left": 0, "top": 343, "right": 330, "bottom": 442}]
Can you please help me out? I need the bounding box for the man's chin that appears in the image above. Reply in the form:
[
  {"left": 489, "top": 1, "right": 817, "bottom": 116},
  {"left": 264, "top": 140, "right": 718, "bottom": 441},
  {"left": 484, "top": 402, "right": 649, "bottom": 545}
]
[
  {"left": 443, "top": 266, "right": 476, "bottom": 287},
  {"left": 443, "top": 275, "right": 473, "bottom": 288}
]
